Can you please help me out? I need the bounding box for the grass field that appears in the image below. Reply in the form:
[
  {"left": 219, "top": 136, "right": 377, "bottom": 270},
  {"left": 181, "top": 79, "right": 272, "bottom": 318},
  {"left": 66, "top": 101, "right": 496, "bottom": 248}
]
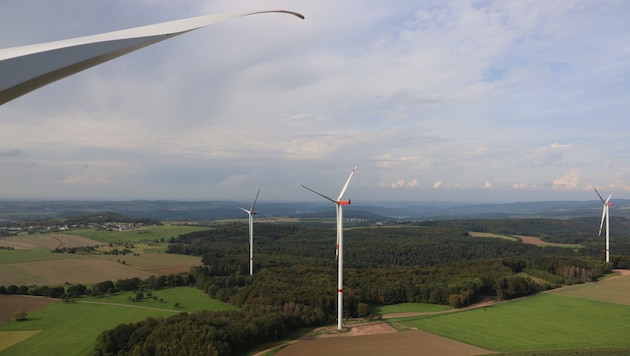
[
  {"left": 78, "top": 287, "right": 238, "bottom": 312},
  {"left": 550, "top": 272, "right": 630, "bottom": 306},
  {"left": 372, "top": 302, "right": 451, "bottom": 315},
  {"left": 0, "top": 287, "right": 236, "bottom": 355},
  {"left": 395, "top": 293, "right": 630, "bottom": 352},
  {"left": 70, "top": 225, "right": 210, "bottom": 244}
]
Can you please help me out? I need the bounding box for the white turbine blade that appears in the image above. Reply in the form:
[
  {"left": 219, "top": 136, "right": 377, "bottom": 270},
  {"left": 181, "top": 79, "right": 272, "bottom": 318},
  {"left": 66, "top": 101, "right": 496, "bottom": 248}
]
[
  {"left": 605, "top": 193, "right": 613, "bottom": 205},
  {"left": 593, "top": 186, "right": 606, "bottom": 204},
  {"left": 598, "top": 207, "right": 606, "bottom": 236},
  {"left": 301, "top": 184, "right": 336, "bottom": 203},
  {"left": 337, "top": 164, "right": 358, "bottom": 201},
  {"left": 0, "top": 9, "right": 304, "bottom": 105},
  {"left": 250, "top": 188, "right": 261, "bottom": 211},
  {"left": 238, "top": 207, "right": 250, "bottom": 214}
]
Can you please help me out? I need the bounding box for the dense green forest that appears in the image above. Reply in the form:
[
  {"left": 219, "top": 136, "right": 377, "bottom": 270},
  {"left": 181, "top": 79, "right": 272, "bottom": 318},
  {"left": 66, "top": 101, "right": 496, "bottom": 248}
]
[{"left": 93, "top": 218, "right": 630, "bottom": 355}]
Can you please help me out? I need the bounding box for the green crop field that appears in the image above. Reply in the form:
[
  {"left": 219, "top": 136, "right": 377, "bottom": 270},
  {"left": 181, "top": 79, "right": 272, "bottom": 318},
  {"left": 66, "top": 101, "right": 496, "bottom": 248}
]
[
  {"left": 0, "top": 287, "right": 237, "bottom": 355},
  {"left": 372, "top": 302, "right": 451, "bottom": 314},
  {"left": 71, "top": 225, "right": 210, "bottom": 244},
  {"left": 396, "top": 293, "right": 630, "bottom": 353},
  {"left": 78, "top": 287, "right": 238, "bottom": 312},
  {"left": 0, "top": 249, "right": 80, "bottom": 265}
]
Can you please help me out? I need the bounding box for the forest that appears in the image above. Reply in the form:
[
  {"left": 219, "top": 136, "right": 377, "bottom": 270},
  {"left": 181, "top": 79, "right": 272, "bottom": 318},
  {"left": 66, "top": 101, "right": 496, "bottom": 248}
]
[{"left": 93, "top": 218, "right": 629, "bottom": 355}]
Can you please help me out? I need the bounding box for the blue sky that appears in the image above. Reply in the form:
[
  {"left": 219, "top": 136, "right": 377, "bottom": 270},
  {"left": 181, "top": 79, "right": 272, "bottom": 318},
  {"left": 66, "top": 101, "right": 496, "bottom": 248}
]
[{"left": 0, "top": 1, "right": 629, "bottom": 203}]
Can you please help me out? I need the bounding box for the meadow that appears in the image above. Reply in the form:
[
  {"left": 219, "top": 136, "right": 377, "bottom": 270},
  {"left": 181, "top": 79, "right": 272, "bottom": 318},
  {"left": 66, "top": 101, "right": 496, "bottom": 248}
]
[
  {"left": 395, "top": 291, "right": 630, "bottom": 353},
  {"left": 0, "top": 287, "right": 236, "bottom": 355},
  {"left": 70, "top": 225, "right": 209, "bottom": 245},
  {"left": 371, "top": 302, "right": 451, "bottom": 315}
]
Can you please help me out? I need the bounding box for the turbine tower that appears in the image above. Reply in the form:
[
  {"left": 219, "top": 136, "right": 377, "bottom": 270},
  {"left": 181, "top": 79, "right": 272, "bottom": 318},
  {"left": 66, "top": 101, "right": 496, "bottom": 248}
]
[
  {"left": 0, "top": 9, "right": 304, "bottom": 105},
  {"left": 594, "top": 186, "right": 613, "bottom": 262},
  {"left": 301, "top": 164, "right": 357, "bottom": 330},
  {"left": 239, "top": 189, "right": 260, "bottom": 275}
]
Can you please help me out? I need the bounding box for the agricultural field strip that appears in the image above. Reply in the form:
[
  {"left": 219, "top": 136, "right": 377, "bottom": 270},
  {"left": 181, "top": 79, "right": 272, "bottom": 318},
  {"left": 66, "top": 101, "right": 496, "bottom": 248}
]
[
  {"left": 389, "top": 274, "right": 630, "bottom": 353},
  {"left": 468, "top": 231, "right": 518, "bottom": 241},
  {"left": 514, "top": 235, "right": 582, "bottom": 248},
  {"left": 0, "top": 234, "right": 103, "bottom": 250},
  {"left": 74, "top": 300, "right": 180, "bottom": 313}
]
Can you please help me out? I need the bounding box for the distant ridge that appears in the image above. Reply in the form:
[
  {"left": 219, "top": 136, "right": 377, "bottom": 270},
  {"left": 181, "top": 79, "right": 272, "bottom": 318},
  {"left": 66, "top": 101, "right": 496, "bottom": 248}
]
[{"left": 1, "top": 199, "right": 629, "bottom": 222}]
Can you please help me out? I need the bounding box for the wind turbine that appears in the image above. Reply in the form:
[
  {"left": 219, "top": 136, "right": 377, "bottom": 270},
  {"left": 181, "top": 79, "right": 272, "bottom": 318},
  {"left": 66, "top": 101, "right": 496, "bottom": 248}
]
[
  {"left": 301, "top": 164, "right": 357, "bottom": 330},
  {"left": 593, "top": 186, "right": 613, "bottom": 263},
  {"left": 239, "top": 189, "right": 260, "bottom": 275}
]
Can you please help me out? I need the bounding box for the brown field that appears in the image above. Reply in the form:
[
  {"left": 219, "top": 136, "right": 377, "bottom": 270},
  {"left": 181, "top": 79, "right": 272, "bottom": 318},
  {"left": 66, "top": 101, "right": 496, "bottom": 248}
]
[
  {"left": 93, "top": 253, "right": 202, "bottom": 275},
  {"left": 275, "top": 327, "right": 494, "bottom": 356},
  {"left": 514, "top": 235, "right": 581, "bottom": 248},
  {"left": 550, "top": 269, "right": 630, "bottom": 305},
  {"left": 0, "top": 234, "right": 102, "bottom": 250},
  {"left": 0, "top": 295, "right": 58, "bottom": 323},
  {"left": 0, "top": 252, "right": 202, "bottom": 286},
  {"left": 0, "top": 257, "right": 156, "bottom": 286}
]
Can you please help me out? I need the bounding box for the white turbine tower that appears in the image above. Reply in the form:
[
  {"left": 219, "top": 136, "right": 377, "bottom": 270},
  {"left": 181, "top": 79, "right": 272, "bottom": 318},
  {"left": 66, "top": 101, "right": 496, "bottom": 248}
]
[
  {"left": 239, "top": 189, "right": 260, "bottom": 276},
  {"left": 594, "top": 186, "right": 613, "bottom": 263},
  {"left": 301, "top": 164, "right": 357, "bottom": 330}
]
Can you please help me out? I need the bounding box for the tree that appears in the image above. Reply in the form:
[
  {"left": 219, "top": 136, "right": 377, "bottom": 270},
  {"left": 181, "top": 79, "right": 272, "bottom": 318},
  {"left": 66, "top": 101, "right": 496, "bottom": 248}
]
[
  {"left": 13, "top": 310, "right": 27, "bottom": 322},
  {"left": 357, "top": 303, "right": 370, "bottom": 318}
]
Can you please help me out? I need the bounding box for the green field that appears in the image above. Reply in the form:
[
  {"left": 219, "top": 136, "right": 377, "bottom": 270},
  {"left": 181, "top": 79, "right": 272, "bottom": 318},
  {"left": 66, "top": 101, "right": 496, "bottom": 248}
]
[
  {"left": 70, "top": 225, "right": 210, "bottom": 244},
  {"left": 0, "top": 249, "right": 81, "bottom": 265},
  {"left": 395, "top": 293, "right": 630, "bottom": 353},
  {"left": 78, "top": 287, "right": 238, "bottom": 312},
  {"left": 0, "top": 287, "right": 236, "bottom": 355},
  {"left": 372, "top": 302, "right": 451, "bottom": 314}
]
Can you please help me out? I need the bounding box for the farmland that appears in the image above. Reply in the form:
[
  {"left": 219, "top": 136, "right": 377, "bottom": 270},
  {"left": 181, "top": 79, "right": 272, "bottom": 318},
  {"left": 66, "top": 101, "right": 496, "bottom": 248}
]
[
  {"left": 274, "top": 271, "right": 630, "bottom": 355},
  {"left": 0, "top": 287, "right": 236, "bottom": 355},
  {"left": 0, "top": 225, "right": 207, "bottom": 286},
  {"left": 2, "top": 217, "right": 629, "bottom": 355}
]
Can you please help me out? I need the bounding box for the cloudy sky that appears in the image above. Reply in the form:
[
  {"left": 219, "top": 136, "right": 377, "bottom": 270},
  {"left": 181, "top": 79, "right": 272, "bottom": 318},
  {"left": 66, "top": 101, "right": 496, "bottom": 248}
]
[{"left": 1, "top": 1, "right": 629, "bottom": 203}]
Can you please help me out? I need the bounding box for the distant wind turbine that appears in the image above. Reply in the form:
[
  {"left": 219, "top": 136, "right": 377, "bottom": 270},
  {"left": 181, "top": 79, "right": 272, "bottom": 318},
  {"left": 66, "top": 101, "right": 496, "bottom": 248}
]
[
  {"left": 301, "top": 164, "right": 357, "bottom": 330},
  {"left": 0, "top": 9, "right": 304, "bottom": 105},
  {"left": 593, "top": 186, "right": 613, "bottom": 263},
  {"left": 239, "top": 189, "right": 260, "bottom": 276}
]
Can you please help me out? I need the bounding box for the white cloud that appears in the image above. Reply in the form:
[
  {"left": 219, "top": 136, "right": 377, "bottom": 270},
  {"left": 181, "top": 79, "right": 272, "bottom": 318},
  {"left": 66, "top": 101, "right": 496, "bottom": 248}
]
[
  {"left": 390, "top": 178, "right": 419, "bottom": 189},
  {"left": 62, "top": 173, "right": 110, "bottom": 185},
  {"left": 551, "top": 169, "right": 580, "bottom": 190},
  {"left": 1, "top": 1, "right": 630, "bottom": 201}
]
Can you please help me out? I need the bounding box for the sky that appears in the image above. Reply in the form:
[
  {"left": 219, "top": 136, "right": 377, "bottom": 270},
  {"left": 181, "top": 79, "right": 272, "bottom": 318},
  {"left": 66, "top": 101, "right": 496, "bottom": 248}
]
[{"left": 0, "top": 1, "right": 629, "bottom": 203}]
